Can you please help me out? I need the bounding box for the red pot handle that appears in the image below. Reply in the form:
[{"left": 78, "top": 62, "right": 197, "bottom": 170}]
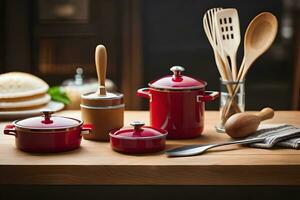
[
  {"left": 81, "top": 124, "right": 93, "bottom": 135},
  {"left": 4, "top": 124, "right": 17, "bottom": 136},
  {"left": 197, "top": 91, "right": 219, "bottom": 102},
  {"left": 137, "top": 88, "right": 152, "bottom": 101}
]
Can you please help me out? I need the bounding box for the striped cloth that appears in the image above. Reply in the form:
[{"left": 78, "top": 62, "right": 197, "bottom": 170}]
[{"left": 245, "top": 124, "right": 300, "bottom": 149}]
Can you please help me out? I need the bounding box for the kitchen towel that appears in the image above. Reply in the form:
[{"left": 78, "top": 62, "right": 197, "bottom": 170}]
[{"left": 246, "top": 124, "right": 300, "bottom": 149}]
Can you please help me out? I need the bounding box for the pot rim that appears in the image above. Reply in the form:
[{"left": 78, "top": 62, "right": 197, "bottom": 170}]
[
  {"left": 13, "top": 116, "right": 83, "bottom": 132},
  {"left": 148, "top": 81, "right": 207, "bottom": 91},
  {"left": 148, "top": 87, "right": 206, "bottom": 92}
]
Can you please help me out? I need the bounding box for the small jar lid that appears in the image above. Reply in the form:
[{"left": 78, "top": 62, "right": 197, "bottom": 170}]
[
  {"left": 81, "top": 91, "right": 123, "bottom": 100},
  {"left": 148, "top": 66, "right": 207, "bottom": 90},
  {"left": 14, "top": 111, "right": 82, "bottom": 130},
  {"left": 109, "top": 121, "right": 167, "bottom": 140},
  {"left": 81, "top": 92, "right": 124, "bottom": 108}
]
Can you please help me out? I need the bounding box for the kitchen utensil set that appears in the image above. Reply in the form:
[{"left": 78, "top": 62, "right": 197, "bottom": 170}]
[
  {"left": 3, "top": 9, "right": 281, "bottom": 156},
  {"left": 203, "top": 8, "right": 278, "bottom": 124},
  {"left": 165, "top": 9, "right": 279, "bottom": 158},
  {"left": 222, "top": 12, "right": 278, "bottom": 119}
]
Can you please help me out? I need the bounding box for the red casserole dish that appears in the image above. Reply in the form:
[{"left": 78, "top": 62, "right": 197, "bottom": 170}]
[
  {"left": 3, "top": 111, "right": 92, "bottom": 153},
  {"left": 110, "top": 121, "right": 167, "bottom": 154}
]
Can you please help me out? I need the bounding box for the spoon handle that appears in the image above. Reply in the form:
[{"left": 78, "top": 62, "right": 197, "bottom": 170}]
[
  {"left": 211, "top": 137, "right": 264, "bottom": 147},
  {"left": 95, "top": 45, "right": 107, "bottom": 95},
  {"left": 256, "top": 107, "right": 274, "bottom": 121},
  {"left": 166, "top": 137, "right": 264, "bottom": 157}
]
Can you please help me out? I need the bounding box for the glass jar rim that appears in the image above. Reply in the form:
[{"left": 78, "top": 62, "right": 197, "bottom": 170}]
[{"left": 219, "top": 78, "right": 245, "bottom": 84}]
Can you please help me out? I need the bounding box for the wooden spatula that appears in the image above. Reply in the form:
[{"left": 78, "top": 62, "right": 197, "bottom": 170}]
[
  {"left": 203, "top": 8, "right": 240, "bottom": 113},
  {"left": 203, "top": 8, "right": 228, "bottom": 81},
  {"left": 215, "top": 8, "right": 241, "bottom": 80}
]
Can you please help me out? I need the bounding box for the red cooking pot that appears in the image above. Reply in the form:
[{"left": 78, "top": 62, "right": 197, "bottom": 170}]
[
  {"left": 137, "top": 66, "right": 219, "bottom": 139},
  {"left": 110, "top": 121, "right": 167, "bottom": 154},
  {"left": 3, "top": 111, "right": 92, "bottom": 153}
]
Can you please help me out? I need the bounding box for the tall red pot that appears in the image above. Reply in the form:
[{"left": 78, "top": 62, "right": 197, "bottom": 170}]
[{"left": 137, "top": 66, "right": 218, "bottom": 139}]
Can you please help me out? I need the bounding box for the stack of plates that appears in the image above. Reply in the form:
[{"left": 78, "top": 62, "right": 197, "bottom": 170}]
[{"left": 0, "top": 72, "right": 64, "bottom": 120}]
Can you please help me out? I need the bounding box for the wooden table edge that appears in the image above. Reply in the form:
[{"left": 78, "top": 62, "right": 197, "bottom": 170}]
[{"left": 1, "top": 165, "right": 300, "bottom": 185}]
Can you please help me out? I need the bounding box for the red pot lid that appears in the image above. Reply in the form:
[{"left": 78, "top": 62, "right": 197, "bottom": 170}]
[
  {"left": 14, "top": 111, "right": 82, "bottom": 130},
  {"left": 149, "top": 66, "right": 207, "bottom": 90},
  {"left": 110, "top": 121, "right": 167, "bottom": 140}
]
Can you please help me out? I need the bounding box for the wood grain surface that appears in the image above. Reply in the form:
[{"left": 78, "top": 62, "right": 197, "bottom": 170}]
[{"left": 0, "top": 111, "right": 300, "bottom": 185}]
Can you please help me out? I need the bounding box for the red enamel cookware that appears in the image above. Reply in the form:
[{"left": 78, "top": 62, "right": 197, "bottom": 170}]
[
  {"left": 109, "top": 121, "right": 167, "bottom": 154},
  {"left": 137, "top": 66, "right": 219, "bottom": 139},
  {"left": 3, "top": 111, "right": 92, "bottom": 153}
]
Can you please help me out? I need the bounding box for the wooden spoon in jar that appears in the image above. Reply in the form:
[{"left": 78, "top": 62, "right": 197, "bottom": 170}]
[
  {"left": 225, "top": 107, "right": 274, "bottom": 138},
  {"left": 223, "top": 12, "right": 278, "bottom": 120},
  {"left": 237, "top": 12, "right": 278, "bottom": 80}
]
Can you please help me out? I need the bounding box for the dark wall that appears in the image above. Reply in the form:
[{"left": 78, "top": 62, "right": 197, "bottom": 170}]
[
  {"left": 0, "top": 0, "right": 5, "bottom": 73},
  {"left": 4, "top": 0, "right": 32, "bottom": 72}
]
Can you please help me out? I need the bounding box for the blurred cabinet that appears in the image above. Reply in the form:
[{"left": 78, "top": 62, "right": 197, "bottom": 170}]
[
  {"left": 34, "top": 0, "right": 121, "bottom": 86},
  {"left": 3, "top": 0, "right": 143, "bottom": 109}
]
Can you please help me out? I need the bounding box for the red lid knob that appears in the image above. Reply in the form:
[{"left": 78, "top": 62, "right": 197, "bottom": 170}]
[
  {"left": 170, "top": 66, "right": 184, "bottom": 81},
  {"left": 41, "top": 110, "right": 54, "bottom": 124}
]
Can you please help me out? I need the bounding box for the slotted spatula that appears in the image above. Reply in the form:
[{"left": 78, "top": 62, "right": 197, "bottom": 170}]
[
  {"left": 203, "top": 8, "right": 227, "bottom": 80},
  {"left": 215, "top": 8, "right": 241, "bottom": 80},
  {"left": 203, "top": 8, "right": 240, "bottom": 113}
]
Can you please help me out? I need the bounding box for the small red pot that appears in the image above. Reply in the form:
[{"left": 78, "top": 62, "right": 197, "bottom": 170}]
[
  {"left": 4, "top": 111, "right": 92, "bottom": 153},
  {"left": 109, "top": 121, "right": 167, "bottom": 154},
  {"left": 137, "top": 66, "right": 219, "bottom": 139}
]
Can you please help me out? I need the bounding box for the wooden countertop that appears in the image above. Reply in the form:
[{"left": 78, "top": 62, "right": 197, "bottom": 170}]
[{"left": 0, "top": 110, "right": 300, "bottom": 185}]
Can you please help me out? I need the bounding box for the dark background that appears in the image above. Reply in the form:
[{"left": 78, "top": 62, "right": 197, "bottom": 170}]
[
  {"left": 1, "top": 0, "right": 300, "bottom": 199},
  {"left": 1, "top": 0, "right": 299, "bottom": 110}
]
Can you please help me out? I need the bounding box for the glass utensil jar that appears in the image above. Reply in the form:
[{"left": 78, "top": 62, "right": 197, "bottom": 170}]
[{"left": 215, "top": 78, "right": 245, "bottom": 132}]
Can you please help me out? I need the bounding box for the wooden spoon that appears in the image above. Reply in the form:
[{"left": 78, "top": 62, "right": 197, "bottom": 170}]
[
  {"left": 237, "top": 12, "right": 278, "bottom": 80},
  {"left": 225, "top": 107, "right": 274, "bottom": 138},
  {"left": 95, "top": 45, "right": 107, "bottom": 96},
  {"left": 223, "top": 12, "right": 278, "bottom": 120}
]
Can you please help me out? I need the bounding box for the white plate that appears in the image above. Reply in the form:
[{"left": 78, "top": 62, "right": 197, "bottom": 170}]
[{"left": 0, "top": 101, "right": 65, "bottom": 120}]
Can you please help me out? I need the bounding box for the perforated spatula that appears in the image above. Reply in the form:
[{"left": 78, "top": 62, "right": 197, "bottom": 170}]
[{"left": 215, "top": 8, "right": 241, "bottom": 80}]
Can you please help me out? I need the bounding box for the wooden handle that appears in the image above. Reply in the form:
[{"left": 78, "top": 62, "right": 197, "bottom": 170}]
[
  {"left": 95, "top": 45, "right": 107, "bottom": 95},
  {"left": 256, "top": 107, "right": 274, "bottom": 121}
]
